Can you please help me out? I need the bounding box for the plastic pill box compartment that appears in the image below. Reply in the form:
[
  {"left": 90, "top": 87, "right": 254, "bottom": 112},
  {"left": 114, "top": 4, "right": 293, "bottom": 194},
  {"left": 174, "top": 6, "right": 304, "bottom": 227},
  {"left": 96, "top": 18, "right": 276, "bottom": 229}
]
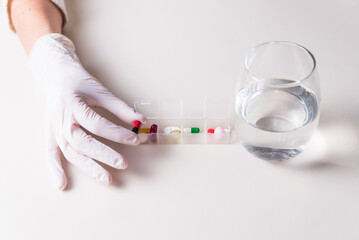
[{"left": 134, "top": 98, "right": 231, "bottom": 144}]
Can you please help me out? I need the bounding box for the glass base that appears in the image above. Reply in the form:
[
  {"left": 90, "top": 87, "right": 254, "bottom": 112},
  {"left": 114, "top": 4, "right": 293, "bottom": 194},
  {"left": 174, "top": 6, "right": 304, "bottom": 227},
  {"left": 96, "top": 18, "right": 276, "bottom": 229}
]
[{"left": 244, "top": 145, "right": 302, "bottom": 161}]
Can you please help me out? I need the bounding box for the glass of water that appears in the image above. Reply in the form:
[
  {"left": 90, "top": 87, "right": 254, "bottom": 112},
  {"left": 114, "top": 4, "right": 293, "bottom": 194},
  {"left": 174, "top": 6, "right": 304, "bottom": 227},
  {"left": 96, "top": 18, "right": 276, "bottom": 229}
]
[{"left": 235, "top": 41, "right": 320, "bottom": 161}]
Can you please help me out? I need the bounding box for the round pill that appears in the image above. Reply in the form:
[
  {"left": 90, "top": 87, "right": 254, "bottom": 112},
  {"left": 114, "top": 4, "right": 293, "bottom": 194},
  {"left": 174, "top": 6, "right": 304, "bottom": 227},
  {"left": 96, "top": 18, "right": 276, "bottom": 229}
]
[
  {"left": 207, "top": 128, "right": 215, "bottom": 134},
  {"left": 214, "top": 126, "right": 224, "bottom": 134}
]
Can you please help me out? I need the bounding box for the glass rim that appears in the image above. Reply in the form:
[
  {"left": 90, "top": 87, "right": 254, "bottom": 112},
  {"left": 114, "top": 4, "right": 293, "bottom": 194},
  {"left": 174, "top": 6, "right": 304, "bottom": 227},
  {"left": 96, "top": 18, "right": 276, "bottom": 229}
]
[{"left": 244, "top": 41, "right": 317, "bottom": 87}]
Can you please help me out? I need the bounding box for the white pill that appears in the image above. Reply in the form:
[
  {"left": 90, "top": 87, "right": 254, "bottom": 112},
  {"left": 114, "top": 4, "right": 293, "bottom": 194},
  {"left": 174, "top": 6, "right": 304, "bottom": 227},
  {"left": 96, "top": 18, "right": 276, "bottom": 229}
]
[
  {"left": 163, "top": 126, "right": 181, "bottom": 134},
  {"left": 214, "top": 126, "right": 224, "bottom": 134},
  {"left": 183, "top": 128, "right": 191, "bottom": 133}
]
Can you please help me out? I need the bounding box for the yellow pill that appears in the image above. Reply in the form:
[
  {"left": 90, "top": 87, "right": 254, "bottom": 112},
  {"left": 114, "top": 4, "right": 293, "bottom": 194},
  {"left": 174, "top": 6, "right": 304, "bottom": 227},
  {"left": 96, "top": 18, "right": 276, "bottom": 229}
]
[
  {"left": 139, "top": 127, "right": 151, "bottom": 133},
  {"left": 163, "top": 126, "right": 181, "bottom": 134}
]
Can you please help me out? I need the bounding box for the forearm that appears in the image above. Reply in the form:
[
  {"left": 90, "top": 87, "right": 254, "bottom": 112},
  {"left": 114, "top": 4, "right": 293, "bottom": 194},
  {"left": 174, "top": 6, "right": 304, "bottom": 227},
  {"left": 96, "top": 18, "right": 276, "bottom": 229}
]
[{"left": 10, "top": 0, "right": 63, "bottom": 54}]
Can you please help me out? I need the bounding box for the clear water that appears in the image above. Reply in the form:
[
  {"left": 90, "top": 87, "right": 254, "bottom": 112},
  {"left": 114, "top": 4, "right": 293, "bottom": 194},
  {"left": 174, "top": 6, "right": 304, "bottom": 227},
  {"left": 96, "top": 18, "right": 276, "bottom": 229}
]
[{"left": 235, "top": 81, "right": 319, "bottom": 161}]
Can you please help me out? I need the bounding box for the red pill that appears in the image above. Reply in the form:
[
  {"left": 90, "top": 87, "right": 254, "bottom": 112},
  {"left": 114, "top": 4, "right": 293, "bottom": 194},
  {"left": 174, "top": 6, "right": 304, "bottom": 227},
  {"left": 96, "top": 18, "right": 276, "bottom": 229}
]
[
  {"left": 207, "top": 128, "right": 215, "bottom": 134},
  {"left": 150, "top": 124, "right": 158, "bottom": 143},
  {"left": 132, "top": 121, "right": 142, "bottom": 134},
  {"left": 150, "top": 124, "right": 158, "bottom": 134},
  {"left": 133, "top": 121, "right": 141, "bottom": 128}
]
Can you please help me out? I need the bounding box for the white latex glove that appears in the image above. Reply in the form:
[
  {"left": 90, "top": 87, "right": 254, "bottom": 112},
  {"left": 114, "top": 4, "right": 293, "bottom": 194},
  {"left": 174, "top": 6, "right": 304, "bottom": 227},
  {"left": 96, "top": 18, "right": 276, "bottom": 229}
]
[{"left": 29, "top": 33, "right": 146, "bottom": 190}]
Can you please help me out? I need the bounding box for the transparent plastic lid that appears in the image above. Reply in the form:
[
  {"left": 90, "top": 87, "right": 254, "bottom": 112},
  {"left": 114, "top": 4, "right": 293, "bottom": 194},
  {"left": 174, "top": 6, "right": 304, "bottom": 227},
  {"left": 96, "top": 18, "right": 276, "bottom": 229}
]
[
  {"left": 134, "top": 98, "right": 230, "bottom": 119},
  {"left": 205, "top": 98, "right": 231, "bottom": 119}
]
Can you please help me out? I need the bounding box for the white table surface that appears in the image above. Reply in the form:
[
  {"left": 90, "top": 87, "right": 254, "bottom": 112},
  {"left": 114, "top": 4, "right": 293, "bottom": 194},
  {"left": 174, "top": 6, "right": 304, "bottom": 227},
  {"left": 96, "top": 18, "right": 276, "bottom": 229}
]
[{"left": 1, "top": 0, "right": 359, "bottom": 239}]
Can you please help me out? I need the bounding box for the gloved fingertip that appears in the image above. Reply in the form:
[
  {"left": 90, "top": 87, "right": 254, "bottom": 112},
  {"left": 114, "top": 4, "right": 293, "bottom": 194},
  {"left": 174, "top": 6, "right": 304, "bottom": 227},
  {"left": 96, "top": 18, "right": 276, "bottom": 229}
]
[
  {"left": 98, "top": 172, "right": 112, "bottom": 185},
  {"left": 56, "top": 176, "right": 68, "bottom": 191},
  {"left": 106, "top": 174, "right": 113, "bottom": 185},
  {"left": 133, "top": 137, "right": 141, "bottom": 145},
  {"left": 121, "top": 160, "right": 128, "bottom": 169},
  {"left": 127, "top": 136, "right": 140, "bottom": 145},
  {"left": 58, "top": 183, "right": 67, "bottom": 191},
  {"left": 114, "top": 157, "right": 128, "bottom": 169},
  {"left": 140, "top": 116, "right": 147, "bottom": 124},
  {"left": 133, "top": 112, "right": 147, "bottom": 124}
]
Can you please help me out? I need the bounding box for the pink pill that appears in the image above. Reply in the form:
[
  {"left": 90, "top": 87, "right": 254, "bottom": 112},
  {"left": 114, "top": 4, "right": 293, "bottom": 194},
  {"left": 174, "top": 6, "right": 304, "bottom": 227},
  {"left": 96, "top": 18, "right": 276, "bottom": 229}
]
[{"left": 214, "top": 126, "right": 224, "bottom": 134}]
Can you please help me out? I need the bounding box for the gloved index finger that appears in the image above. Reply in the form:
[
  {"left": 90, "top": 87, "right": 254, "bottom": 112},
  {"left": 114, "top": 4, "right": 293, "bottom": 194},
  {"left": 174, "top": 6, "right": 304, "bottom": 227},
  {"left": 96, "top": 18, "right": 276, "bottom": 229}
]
[{"left": 72, "top": 100, "right": 140, "bottom": 145}]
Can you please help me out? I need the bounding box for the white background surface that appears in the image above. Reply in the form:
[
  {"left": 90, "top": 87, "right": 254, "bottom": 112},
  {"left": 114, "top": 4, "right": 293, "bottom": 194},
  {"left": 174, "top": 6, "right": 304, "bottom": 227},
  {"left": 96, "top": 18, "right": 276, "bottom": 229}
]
[{"left": 1, "top": 0, "right": 359, "bottom": 239}]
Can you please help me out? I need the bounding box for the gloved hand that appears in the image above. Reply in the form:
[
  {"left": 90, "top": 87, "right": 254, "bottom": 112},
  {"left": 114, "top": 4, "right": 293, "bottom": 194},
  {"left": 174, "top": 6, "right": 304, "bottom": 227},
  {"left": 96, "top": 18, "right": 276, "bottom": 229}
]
[{"left": 29, "top": 33, "right": 146, "bottom": 190}]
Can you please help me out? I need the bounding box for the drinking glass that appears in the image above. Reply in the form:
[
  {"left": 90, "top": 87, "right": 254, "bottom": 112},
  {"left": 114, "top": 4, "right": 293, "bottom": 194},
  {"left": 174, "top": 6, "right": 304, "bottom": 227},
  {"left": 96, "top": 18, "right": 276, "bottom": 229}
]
[{"left": 235, "top": 41, "right": 320, "bottom": 161}]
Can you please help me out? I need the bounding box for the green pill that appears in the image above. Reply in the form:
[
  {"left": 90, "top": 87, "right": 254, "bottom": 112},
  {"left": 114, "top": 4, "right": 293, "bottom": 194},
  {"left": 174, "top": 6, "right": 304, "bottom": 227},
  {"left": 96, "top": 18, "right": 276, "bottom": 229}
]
[{"left": 183, "top": 127, "right": 200, "bottom": 133}]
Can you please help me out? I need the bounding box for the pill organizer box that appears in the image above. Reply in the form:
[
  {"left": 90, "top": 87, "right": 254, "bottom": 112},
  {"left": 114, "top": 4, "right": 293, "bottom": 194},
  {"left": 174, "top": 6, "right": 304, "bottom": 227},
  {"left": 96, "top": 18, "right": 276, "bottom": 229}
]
[{"left": 134, "top": 98, "right": 231, "bottom": 144}]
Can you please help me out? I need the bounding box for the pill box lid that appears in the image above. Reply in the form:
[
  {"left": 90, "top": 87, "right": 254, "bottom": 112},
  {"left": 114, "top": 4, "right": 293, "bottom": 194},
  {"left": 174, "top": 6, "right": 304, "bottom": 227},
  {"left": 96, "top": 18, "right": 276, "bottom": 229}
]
[
  {"left": 160, "top": 99, "right": 182, "bottom": 119},
  {"left": 205, "top": 98, "right": 231, "bottom": 118},
  {"left": 134, "top": 99, "right": 182, "bottom": 119},
  {"left": 182, "top": 97, "right": 204, "bottom": 119},
  {"left": 134, "top": 98, "right": 231, "bottom": 119},
  {"left": 134, "top": 100, "right": 160, "bottom": 119}
]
